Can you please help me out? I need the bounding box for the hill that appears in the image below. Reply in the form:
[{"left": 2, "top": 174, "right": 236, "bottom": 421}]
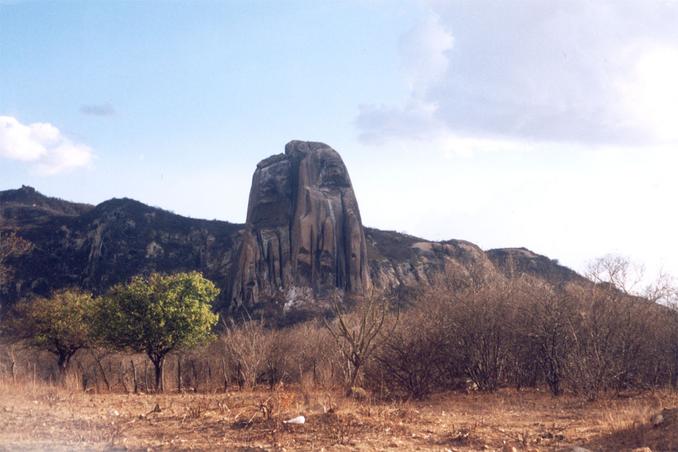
[{"left": 0, "top": 141, "right": 583, "bottom": 314}]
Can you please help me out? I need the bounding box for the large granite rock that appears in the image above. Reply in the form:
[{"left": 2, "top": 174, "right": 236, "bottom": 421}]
[
  {"left": 229, "top": 141, "right": 370, "bottom": 309},
  {"left": 0, "top": 140, "right": 585, "bottom": 316}
]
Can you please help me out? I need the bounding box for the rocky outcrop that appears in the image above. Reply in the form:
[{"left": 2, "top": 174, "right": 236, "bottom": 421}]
[
  {"left": 486, "top": 247, "right": 585, "bottom": 286},
  {"left": 0, "top": 140, "right": 586, "bottom": 316},
  {"left": 0, "top": 191, "right": 242, "bottom": 308},
  {"left": 230, "top": 141, "right": 370, "bottom": 309},
  {"left": 365, "top": 228, "right": 499, "bottom": 292}
]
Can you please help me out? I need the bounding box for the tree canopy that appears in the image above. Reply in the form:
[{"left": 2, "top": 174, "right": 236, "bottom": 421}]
[
  {"left": 97, "top": 271, "right": 219, "bottom": 391},
  {"left": 2, "top": 289, "right": 97, "bottom": 374}
]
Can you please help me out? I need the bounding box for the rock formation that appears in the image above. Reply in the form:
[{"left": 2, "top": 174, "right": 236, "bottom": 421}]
[
  {"left": 230, "top": 141, "right": 370, "bottom": 309},
  {"left": 0, "top": 187, "right": 242, "bottom": 309},
  {"left": 0, "top": 140, "right": 585, "bottom": 316}
]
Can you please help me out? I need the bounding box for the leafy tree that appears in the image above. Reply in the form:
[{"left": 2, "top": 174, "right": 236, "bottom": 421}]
[
  {"left": 1, "top": 289, "right": 97, "bottom": 375},
  {"left": 98, "top": 272, "right": 219, "bottom": 392}
]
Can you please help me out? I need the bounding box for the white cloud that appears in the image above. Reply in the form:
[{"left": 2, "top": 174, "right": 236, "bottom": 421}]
[
  {"left": 352, "top": 1, "right": 678, "bottom": 279},
  {"left": 357, "top": 11, "right": 453, "bottom": 146},
  {"left": 357, "top": 0, "right": 678, "bottom": 149},
  {"left": 0, "top": 116, "right": 93, "bottom": 174},
  {"left": 398, "top": 12, "right": 453, "bottom": 92},
  {"left": 617, "top": 44, "right": 678, "bottom": 142}
]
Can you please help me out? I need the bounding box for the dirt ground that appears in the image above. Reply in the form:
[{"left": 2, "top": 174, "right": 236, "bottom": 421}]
[{"left": 0, "top": 381, "right": 677, "bottom": 451}]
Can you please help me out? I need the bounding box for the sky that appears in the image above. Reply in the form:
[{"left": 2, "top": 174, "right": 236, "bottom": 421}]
[{"left": 1, "top": 0, "right": 678, "bottom": 284}]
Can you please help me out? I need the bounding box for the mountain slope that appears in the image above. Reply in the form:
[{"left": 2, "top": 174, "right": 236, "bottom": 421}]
[{"left": 0, "top": 141, "right": 585, "bottom": 313}]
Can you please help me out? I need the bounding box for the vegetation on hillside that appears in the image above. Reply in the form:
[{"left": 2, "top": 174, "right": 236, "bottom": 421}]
[{"left": 0, "top": 256, "right": 676, "bottom": 401}]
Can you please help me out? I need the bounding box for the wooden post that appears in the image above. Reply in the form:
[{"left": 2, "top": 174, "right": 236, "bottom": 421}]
[
  {"left": 144, "top": 361, "right": 149, "bottom": 392},
  {"left": 77, "top": 361, "right": 87, "bottom": 392},
  {"left": 207, "top": 361, "right": 212, "bottom": 392},
  {"left": 120, "top": 362, "right": 129, "bottom": 394},
  {"left": 131, "top": 360, "right": 139, "bottom": 394},
  {"left": 191, "top": 360, "right": 198, "bottom": 392},
  {"left": 177, "top": 355, "right": 182, "bottom": 393},
  {"left": 8, "top": 346, "right": 17, "bottom": 384},
  {"left": 221, "top": 358, "right": 228, "bottom": 392},
  {"left": 91, "top": 350, "right": 111, "bottom": 392}
]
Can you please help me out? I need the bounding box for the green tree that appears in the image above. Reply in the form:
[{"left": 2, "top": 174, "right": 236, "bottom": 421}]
[
  {"left": 1, "top": 289, "right": 97, "bottom": 375},
  {"left": 98, "top": 272, "right": 219, "bottom": 392}
]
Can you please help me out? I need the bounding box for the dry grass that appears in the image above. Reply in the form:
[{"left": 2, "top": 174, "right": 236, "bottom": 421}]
[{"left": 0, "top": 378, "right": 677, "bottom": 451}]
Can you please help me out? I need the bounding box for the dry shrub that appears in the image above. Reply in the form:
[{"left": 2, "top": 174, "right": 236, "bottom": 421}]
[
  {"left": 364, "top": 259, "right": 678, "bottom": 400},
  {"left": 2, "top": 254, "right": 678, "bottom": 401},
  {"left": 370, "top": 308, "right": 446, "bottom": 400},
  {"left": 451, "top": 281, "right": 519, "bottom": 391},
  {"left": 220, "top": 318, "right": 344, "bottom": 391},
  {"left": 222, "top": 319, "right": 270, "bottom": 389}
]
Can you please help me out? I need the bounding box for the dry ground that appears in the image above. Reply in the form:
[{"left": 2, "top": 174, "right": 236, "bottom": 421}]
[{"left": 1, "top": 380, "right": 677, "bottom": 451}]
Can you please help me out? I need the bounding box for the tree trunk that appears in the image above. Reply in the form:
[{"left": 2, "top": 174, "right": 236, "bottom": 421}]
[
  {"left": 77, "top": 361, "right": 88, "bottom": 392},
  {"left": 131, "top": 360, "right": 139, "bottom": 394},
  {"left": 346, "top": 363, "right": 360, "bottom": 395},
  {"left": 151, "top": 355, "right": 165, "bottom": 393},
  {"left": 91, "top": 350, "right": 111, "bottom": 391},
  {"left": 221, "top": 358, "right": 227, "bottom": 392},
  {"left": 207, "top": 362, "right": 212, "bottom": 391},
  {"left": 144, "top": 361, "right": 149, "bottom": 392},
  {"left": 177, "top": 356, "right": 183, "bottom": 393},
  {"left": 120, "top": 363, "right": 129, "bottom": 394},
  {"left": 9, "top": 348, "right": 16, "bottom": 384},
  {"left": 57, "top": 351, "right": 74, "bottom": 379},
  {"left": 191, "top": 360, "right": 198, "bottom": 392}
]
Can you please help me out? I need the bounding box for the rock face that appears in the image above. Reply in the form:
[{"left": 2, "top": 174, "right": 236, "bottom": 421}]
[
  {"left": 365, "top": 228, "right": 499, "bottom": 292},
  {"left": 486, "top": 247, "right": 584, "bottom": 287},
  {"left": 230, "top": 141, "right": 370, "bottom": 309},
  {"left": 0, "top": 140, "right": 585, "bottom": 316},
  {"left": 0, "top": 188, "right": 241, "bottom": 309}
]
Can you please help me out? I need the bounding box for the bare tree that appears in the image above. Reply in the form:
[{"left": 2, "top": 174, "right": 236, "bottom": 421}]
[
  {"left": 586, "top": 254, "right": 645, "bottom": 295},
  {"left": 222, "top": 318, "right": 269, "bottom": 389},
  {"left": 651, "top": 275, "right": 678, "bottom": 387},
  {"left": 562, "top": 256, "right": 658, "bottom": 399},
  {"left": 323, "top": 290, "right": 395, "bottom": 395},
  {"left": 521, "top": 281, "right": 575, "bottom": 396},
  {"left": 451, "top": 281, "right": 518, "bottom": 392}
]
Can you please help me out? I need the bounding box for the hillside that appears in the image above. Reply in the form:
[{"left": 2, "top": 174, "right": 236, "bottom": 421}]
[{"left": 0, "top": 141, "right": 583, "bottom": 314}]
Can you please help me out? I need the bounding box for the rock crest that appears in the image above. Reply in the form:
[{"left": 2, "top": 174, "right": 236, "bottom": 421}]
[{"left": 230, "top": 141, "right": 370, "bottom": 308}]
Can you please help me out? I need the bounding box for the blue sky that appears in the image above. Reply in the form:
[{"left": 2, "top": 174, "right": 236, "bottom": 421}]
[
  {"left": 0, "top": 0, "right": 420, "bottom": 213},
  {"left": 2, "top": 0, "right": 678, "bottom": 286}
]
